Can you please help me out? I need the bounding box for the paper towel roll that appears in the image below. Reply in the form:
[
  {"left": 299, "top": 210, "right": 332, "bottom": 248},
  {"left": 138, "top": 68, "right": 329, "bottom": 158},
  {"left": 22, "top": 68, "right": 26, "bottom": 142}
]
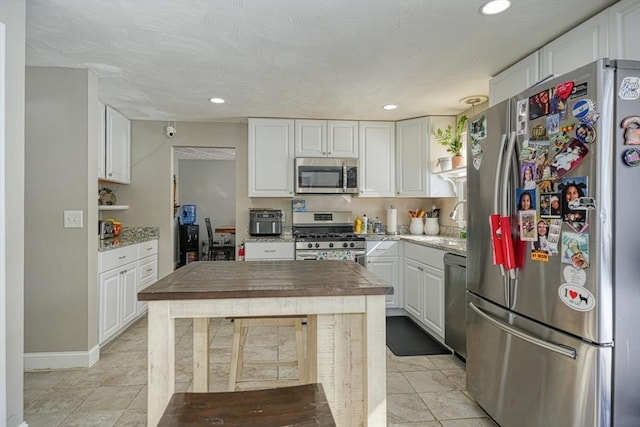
[{"left": 386, "top": 208, "right": 398, "bottom": 234}]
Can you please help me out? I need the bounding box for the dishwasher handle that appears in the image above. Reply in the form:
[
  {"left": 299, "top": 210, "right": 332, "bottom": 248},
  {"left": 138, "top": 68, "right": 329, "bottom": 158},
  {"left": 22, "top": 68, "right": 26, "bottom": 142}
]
[{"left": 444, "top": 252, "right": 466, "bottom": 268}]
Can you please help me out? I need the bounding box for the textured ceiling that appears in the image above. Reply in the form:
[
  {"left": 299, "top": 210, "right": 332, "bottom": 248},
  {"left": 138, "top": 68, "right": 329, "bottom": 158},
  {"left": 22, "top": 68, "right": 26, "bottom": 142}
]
[{"left": 26, "top": 0, "right": 617, "bottom": 122}]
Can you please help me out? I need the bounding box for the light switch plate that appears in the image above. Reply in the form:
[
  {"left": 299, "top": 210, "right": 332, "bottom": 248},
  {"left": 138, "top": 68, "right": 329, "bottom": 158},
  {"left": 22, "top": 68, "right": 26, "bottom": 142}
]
[{"left": 64, "top": 210, "right": 83, "bottom": 228}]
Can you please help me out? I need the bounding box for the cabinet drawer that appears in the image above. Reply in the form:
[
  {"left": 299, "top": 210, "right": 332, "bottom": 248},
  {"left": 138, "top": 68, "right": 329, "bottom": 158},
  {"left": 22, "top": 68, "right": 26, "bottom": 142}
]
[
  {"left": 366, "top": 240, "right": 398, "bottom": 257},
  {"left": 138, "top": 239, "right": 158, "bottom": 258},
  {"left": 99, "top": 245, "right": 139, "bottom": 272},
  {"left": 404, "top": 242, "right": 444, "bottom": 269},
  {"left": 138, "top": 255, "right": 158, "bottom": 283},
  {"left": 245, "top": 242, "right": 294, "bottom": 260}
]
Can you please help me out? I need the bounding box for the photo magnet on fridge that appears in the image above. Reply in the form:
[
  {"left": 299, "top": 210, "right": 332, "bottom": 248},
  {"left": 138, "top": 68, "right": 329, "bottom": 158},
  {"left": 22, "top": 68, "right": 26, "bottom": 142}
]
[{"left": 548, "top": 139, "right": 589, "bottom": 177}]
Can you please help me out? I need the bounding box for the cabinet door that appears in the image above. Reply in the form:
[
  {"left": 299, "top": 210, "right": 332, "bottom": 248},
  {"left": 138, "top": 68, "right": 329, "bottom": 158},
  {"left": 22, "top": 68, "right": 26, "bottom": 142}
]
[
  {"left": 396, "top": 117, "right": 427, "bottom": 197},
  {"left": 248, "top": 118, "right": 295, "bottom": 197},
  {"left": 368, "top": 257, "right": 399, "bottom": 308},
  {"left": 327, "top": 120, "right": 358, "bottom": 158},
  {"left": 120, "top": 264, "right": 138, "bottom": 326},
  {"left": 489, "top": 52, "right": 540, "bottom": 106},
  {"left": 403, "top": 258, "right": 423, "bottom": 319},
  {"left": 295, "top": 119, "right": 327, "bottom": 157},
  {"left": 540, "top": 11, "right": 608, "bottom": 77},
  {"left": 244, "top": 241, "right": 295, "bottom": 260},
  {"left": 358, "top": 121, "right": 395, "bottom": 197},
  {"left": 97, "top": 101, "right": 106, "bottom": 179},
  {"left": 99, "top": 268, "right": 121, "bottom": 345},
  {"left": 608, "top": 0, "right": 640, "bottom": 61},
  {"left": 105, "top": 106, "right": 131, "bottom": 184},
  {"left": 422, "top": 264, "right": 445, "bottom": 339}
]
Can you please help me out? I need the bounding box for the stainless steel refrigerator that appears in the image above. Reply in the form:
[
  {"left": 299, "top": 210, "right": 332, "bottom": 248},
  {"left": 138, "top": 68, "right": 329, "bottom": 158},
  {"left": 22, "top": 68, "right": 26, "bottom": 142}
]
[{"left": 466, "top": 59, "right": 640, "bottom": 427}]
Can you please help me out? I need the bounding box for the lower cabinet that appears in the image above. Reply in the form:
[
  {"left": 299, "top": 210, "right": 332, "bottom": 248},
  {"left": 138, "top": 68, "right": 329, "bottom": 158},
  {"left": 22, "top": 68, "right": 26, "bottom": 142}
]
[
  {"left": 403, "top": 242, "right": 445, "bottom": 339},
  {"left": 364, "top": 241, "right": 400, "bottom": 308},
  {"left": 98, "top": 239, "right": 158, "bottom": 345}
]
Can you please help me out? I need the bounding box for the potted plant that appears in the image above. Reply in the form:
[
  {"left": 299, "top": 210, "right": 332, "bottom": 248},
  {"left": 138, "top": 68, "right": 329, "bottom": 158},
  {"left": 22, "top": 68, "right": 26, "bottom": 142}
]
[{"left": 435, "top": 115, "right": 467, "bottom": 169}]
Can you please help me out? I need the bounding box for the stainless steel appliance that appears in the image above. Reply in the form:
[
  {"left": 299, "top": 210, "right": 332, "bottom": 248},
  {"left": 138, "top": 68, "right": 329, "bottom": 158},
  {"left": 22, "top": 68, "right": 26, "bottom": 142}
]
[
  {"left": 292, "top": 211, "right": 365, "bottom": 261},
  {"left": 444, "top": 252, "right": 466, "bottom": 360},
  {"left": 466, "top": 59, "right": 640, "bottom": 427},
  {"left": 249, "top": 209, "right": 283, "bottom": 236},
  {"left": 294, "top": 158, "right": 358, "bottom": 194},
  {"left": 98, "top": 219, "right": 114, "bottom": 239}
]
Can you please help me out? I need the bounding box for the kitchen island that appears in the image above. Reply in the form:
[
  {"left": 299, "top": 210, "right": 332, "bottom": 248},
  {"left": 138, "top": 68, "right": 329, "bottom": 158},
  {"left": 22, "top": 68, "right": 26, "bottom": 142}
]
[{"left": 138, "top": 260, "right": 393, "bottom": 426}]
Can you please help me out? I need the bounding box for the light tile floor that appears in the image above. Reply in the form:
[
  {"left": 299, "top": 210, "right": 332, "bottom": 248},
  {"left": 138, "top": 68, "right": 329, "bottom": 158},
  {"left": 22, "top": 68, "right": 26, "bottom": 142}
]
[{"left": 24, "top": 316, "right": 497, "bottom": 426}]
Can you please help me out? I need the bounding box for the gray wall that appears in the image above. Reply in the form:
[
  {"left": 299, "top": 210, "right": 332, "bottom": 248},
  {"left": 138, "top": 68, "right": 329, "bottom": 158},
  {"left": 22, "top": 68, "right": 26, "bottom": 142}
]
[
  {"left": 116, "top": 121, "right": 248, "bottom": 278},
  {"left": 1, "top": 1, "right": 25, "bottom": 425},
  {"left": 177, "top": 158, "right": 236, "bottom": 246},
  {"left": 24, "top": 67, "right": 99, "bottom": 353}
]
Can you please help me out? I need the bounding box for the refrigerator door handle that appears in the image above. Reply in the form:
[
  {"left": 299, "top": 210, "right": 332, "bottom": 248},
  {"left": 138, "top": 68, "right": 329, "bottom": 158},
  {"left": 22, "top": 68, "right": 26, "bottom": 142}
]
[
  {"left": 492, "top": 133, "right": 508, "bottom": 277},
  {"left": 469, "top": 302, "right": 577, "bottom": 359},
  {"left": 493, "top": 133, "right": 507, "bottom": 214},
  {"left": 501, "top": 131, "right": 518, "bottom": 280}
]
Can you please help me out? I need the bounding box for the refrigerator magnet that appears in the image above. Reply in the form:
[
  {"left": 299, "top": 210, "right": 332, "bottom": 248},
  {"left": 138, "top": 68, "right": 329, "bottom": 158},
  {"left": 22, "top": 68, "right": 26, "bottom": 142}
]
[
  {"left": 529, "top": 89, "right": 551, "bottom": 120},
  {"left": 575, "top": 123, "right": 596, "bottom": 144},
  {"left": 549, "top": 139, "right": 589, "bottom": 177},
  {"left": 563, "top": 265, "right": 587, "bottom": 287},
  {"left": 621, "top": 116, "right": 640, "bottom": 145},
  {"left": 622, "top": 148, "right": 640, "bottom": 167},
  {"left": 558, "top": 284, "right": 595, "bottom": 312},
  {"left": 518, "top": 210, "right": 537, "bottom": 241},
  {"left": 572, "top": 98, "right": 600, "bottom": 125},
  {"left": 618, "top": 76, "right": 640, "bottom": 100},
  {"left": 555, "top": 81, "right": 574, "bottom": 100},
  {"left": 546, "top": 114, "right": 560, "bottom": 135},
  {"left": 473, "top": 155, "right": 482, "bottom": 170},
  {"left": 561, "top": 232, "right": 589, "bottom": 269}
]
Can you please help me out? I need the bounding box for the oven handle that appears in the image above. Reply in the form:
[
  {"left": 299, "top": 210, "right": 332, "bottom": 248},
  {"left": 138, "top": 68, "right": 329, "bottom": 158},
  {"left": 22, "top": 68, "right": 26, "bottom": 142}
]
[{"left": 296, "top": 252, "right": 319, "bottom": 261}]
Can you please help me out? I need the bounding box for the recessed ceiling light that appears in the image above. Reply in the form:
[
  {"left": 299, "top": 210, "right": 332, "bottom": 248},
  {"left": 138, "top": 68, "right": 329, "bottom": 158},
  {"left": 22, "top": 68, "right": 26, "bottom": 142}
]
[
  {"left": 209, "top": 98, "right": 225, "bottom": 104},
  {"left": 480, "top": 0, "right": 511, "bottom": 15},
  {"left": 383, "top": 104, "right": 397, "bottom": 110}
]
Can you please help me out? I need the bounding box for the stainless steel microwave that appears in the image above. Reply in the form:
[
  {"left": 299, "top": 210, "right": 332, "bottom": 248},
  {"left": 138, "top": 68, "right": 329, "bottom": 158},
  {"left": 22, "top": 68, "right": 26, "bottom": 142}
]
[{"left": 295, "top": 157, "right": 358, "bottom": 194}]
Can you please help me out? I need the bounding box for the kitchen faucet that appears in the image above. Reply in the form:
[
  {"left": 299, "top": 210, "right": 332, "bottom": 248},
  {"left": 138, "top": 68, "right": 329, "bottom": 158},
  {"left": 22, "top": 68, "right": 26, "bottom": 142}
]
[{"left": 449, "top": 200, "right": 467, "bottom": 225}]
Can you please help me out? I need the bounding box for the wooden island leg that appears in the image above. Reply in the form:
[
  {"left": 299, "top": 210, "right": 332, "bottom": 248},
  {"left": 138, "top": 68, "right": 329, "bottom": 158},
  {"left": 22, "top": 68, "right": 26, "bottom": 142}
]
[
  {"left": 192, "top": 318, "right": 210, "bottom": 391},
  {"left": 147, "top": 301, "right": 176, "bottom": 427},
  {"left": 364, "top": 295, "right": 387, "bottom": 426}
]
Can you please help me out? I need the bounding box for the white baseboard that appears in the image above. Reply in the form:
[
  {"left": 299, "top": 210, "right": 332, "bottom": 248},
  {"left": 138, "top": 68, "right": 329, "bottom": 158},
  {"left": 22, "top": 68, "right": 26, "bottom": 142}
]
[{"left": 24, "top": 345, "right": 100, "bottom": 371}]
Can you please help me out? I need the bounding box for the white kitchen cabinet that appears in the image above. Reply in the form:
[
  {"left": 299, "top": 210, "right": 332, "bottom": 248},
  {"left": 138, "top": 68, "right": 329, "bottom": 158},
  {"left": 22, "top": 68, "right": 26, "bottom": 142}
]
[
  {"left": 98, "top": 258, "right": 138, "bottom": 345},
  {"left": 489, "top": 52, "right": 540, "bottom": 106},
  {"left": 248, "top": 118, "right": 295, "bottom": 197},
  {"left": 244, "top": 241, "right": 295, "bottom": 260},
  {"left": 396, "top": 116, "right": 456, "bottom": 198},
  {"left": 365, "top": 241, "right": 400, "bottom": 308},
  {"left": 608, "top": 0, "right": 640, "bottom": 61},
  {"left": 136, "top": 239, "right": 158, "bottom": 315},
  {"left": 295, "top": 119, "right": 358, "bottom": 158},
  {"left": 539, "top": 10, "right": 609, "bottom": 78},
  {"left": 104, "top": 106, "right": 131, "bottom": 184},
  {"left": 98, "top": 239, "right": 158, "bottom": 345},
  {"left": 403, "top": 242, "right": 445, "bottom": 339},
  {"left": 97, "top": 101, "right": 106, "bottom": 179},
  {"left": 358, "top": 121, "right": 395, "bottom": 197}
]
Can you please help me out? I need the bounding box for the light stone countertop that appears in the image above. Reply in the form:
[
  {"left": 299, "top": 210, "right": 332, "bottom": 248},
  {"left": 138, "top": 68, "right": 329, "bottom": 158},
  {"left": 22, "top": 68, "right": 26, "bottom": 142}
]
[{"left": 98, "top": 227, "right": 159, "bottom": 252}]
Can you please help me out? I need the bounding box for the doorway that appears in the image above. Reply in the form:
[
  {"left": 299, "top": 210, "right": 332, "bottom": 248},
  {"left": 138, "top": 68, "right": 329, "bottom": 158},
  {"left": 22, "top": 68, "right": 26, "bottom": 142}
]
[{"left": 173, "top": 147, "right": 236, "bottom": 268}]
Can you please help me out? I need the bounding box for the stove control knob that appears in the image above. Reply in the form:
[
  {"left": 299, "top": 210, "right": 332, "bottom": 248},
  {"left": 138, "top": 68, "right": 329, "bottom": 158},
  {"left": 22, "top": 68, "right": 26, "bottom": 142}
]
[
  {"left": 350, "top": 242, "right": 355, "bottom": 248},
  {"left": 307, "top": 243, "right": 313, "bottom": 249},
  {"left": 315, "top": 243, "right": 320, "bottom": 248},
  {"left": 343, "top": 242, "right": 348, "bottom": 248},
  {"left": 329, "top": 243, "right": 334, "bottom": 248}
]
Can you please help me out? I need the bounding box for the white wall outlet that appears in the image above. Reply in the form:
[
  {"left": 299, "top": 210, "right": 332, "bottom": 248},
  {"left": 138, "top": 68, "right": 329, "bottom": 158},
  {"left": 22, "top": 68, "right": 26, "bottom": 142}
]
[{"left": 63, "top": 210, "right": 83, "bottom": 228}]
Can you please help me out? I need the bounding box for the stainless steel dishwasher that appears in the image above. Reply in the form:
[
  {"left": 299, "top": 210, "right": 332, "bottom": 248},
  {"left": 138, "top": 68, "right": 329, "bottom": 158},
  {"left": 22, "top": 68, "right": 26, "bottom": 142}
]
[{"left": 444, "top": 252, "right": 467, "bottom": 360}]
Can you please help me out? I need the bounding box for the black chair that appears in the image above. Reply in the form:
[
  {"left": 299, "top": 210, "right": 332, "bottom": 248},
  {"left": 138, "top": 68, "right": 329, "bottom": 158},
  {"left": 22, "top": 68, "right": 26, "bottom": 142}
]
[{"left": 204, "top": 217, "right": 215, "bottom": 261}]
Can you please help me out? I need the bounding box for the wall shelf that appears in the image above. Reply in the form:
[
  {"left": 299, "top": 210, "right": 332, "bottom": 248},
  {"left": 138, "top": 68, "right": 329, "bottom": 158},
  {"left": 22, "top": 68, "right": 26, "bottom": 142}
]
[
  {"left": 432, "top": 166, "right": 466, "bottom": 178},
  {"left": 99, "top": 205, "right": 129, "bottom": 211}
]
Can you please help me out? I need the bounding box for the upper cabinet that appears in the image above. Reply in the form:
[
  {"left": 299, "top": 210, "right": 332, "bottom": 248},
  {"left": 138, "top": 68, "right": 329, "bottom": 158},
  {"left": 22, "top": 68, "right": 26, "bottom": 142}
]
[
  {"left": 102, "top": 106, "right": 131, "bottom": 184},
  {"left": 98, "top": 101, "right": 106, "bottom": 179},
  {"left": 608, "top": 0, "right": 640, "bottom": 61},
  {"left": 489, "top": 52, "right": 540, "bottom": 106},
  {"left": 490, "top": 0, "right": 640, "bottom": 104},
  {"left": 358, "top": 121, "right": 395, "bottom": 197},
  {"left": 248, "top": 118, "right": 295, "bottom": 197},
  {"left": 539, "top": 10, "right": 609, "bottom": 78},
  {"left": 395, "top": 116, "right": 456, "bottom": 198},
  {"left": 295, "top": 119, "right": 358, "bottom": 157}
]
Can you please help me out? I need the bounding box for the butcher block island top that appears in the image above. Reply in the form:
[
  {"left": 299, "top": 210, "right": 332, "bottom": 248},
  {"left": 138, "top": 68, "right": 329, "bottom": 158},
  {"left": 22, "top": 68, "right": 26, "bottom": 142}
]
[
  {"left": 140, "top": 260, "right": 392, "bottom": 427},
  {"left": 138, "top": 260, "right": 393, "bottom": 301}
]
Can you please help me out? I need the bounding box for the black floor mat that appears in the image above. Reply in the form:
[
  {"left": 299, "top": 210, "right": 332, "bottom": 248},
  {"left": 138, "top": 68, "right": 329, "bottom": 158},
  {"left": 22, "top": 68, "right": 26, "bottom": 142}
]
[{"left": 386, "top": 316, "right": 452, "bottom": 356}]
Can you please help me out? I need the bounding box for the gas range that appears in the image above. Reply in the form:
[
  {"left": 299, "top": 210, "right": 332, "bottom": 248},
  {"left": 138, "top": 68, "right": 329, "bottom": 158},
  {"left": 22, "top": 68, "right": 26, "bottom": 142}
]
[{"left": 292, "top": 211, "right": 365, "bottom": 261}]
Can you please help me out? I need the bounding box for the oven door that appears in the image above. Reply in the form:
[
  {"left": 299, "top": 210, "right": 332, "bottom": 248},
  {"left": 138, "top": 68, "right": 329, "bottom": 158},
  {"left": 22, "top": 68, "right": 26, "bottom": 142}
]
[{"left": 296, "top": 249, "right": 364, "bottom": 261}]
